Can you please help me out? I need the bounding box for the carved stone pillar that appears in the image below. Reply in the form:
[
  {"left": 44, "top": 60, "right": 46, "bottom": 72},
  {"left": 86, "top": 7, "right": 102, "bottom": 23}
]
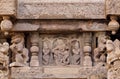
[
  {"left": 83, "top": 33, "right": 92, "bottom": 67},
  {"left": 30, "top": 32, "right": 39, "bottom": 66}
]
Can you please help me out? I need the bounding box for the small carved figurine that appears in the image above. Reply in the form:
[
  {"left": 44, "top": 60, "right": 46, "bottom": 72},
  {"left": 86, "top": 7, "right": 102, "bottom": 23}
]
[
  {"left": 71, "top": 40, "right": 81, "bottom": 65},
  {"left": 52, "top": 39, "right": 70, "bottom": 65},
  {"left": 42, "top": 40, "right": 51, "bottom": 65},
  {"left": 106, "top": 40, "right": 116, "bottom": 69},
  {"left": 10, "top": 33, "right": 29, "bottom": 67}
]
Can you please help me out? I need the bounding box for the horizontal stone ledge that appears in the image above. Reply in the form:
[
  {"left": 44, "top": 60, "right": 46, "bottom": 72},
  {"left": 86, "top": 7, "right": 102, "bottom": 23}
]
[
  {"left": 11, "top": 66, "right": 107, "bottom": 79},
  {"left": 17, "top": 0, "right": 105, "bottom": 19},
  {"left": 12, "top": 20, "right": 108, "bottom": 32}
]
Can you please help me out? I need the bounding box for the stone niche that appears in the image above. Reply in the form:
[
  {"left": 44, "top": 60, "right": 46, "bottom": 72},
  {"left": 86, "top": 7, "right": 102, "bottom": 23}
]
[{"left": 10, "top": 32, "right": 107, "bottom": 79}]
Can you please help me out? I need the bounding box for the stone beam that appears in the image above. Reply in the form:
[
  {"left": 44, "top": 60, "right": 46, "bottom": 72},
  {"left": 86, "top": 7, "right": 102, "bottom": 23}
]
[
  {"left": 0, "top": 0, "right": 16, "bottom": 16},
  {"left": 12, "top": 20, "right": 108, "bottom": 32},
  {"left": 11, "top": 67, "right": 107, "bottom": 79},
  {"left": 17, "top": 0, "right": 105, "bottom": 19}
]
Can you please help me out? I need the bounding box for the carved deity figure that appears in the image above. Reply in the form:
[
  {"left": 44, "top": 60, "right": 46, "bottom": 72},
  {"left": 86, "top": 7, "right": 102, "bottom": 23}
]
[
  {"left": 42, "top": 40, "right": 51, "bottom": 65},
  {"left": 0, "top": 42, "right": 9, "bottom": 79},
  {"left": 52, "top": 39, "right": 70, "bottom": 65},
  {"left": 71, "top": 40, "right": 81, "bottom": 65},
  {"left": 106, "top": 39, "right": 120, "bottom": 79},
  {"left": 10, "top": 33, "right": 29, "bottom": 67},
  {"left": 106, "top": 39, "right": 120, "bottom": 68}
]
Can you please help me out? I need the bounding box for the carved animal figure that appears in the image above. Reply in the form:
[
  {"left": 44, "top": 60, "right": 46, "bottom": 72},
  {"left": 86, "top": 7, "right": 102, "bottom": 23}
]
[{"left": 10, "top": 33, "right": 29, "bottom": 67}]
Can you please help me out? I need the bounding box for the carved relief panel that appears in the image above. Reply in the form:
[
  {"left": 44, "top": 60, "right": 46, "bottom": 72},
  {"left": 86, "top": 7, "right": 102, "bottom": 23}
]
[{"left": 40, "top": 34, "right": 84, "bottom": 66}]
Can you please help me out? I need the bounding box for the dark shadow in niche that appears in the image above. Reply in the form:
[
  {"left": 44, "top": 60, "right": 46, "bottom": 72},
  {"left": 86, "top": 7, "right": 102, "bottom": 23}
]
[{"left": 110, "top": 28, "right": 120, "bottom": 41}]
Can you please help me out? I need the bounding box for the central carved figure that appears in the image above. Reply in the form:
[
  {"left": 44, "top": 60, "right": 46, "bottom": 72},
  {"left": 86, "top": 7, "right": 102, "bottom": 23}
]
[{"left": 52, "top": 38, "right": 70, "bottom": 66}]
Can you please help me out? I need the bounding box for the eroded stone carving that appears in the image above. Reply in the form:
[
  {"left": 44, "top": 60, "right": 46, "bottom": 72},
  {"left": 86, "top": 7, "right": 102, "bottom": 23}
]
[
  {"left": 10, "top": 33, "right": 29, "bottom": 67},
  {"left": 106, "top": 39, "right": 120, "bottom": 79},
  {"left": 42, "top": 39, "right": 51, "bottom": 65},
  {"left": 106, "top": 39, "right": 118, "bottom": 66},
  {"left": 71, "top": 40, "right": 81, "bottom": 65},
  {"left": 0, "top": 42, "right": 9, "bottom": 79},
  {"left": 52, "top": 38, "right": 70, "bottom": 65},
  {"left": 94, "top": 35, "right": 107, "bottom": 66}
]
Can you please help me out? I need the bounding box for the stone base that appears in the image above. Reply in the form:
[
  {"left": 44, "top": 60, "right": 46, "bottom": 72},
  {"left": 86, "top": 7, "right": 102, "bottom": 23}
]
[{"left": 11, "top": 66, "right": 107, "bottom": 79}]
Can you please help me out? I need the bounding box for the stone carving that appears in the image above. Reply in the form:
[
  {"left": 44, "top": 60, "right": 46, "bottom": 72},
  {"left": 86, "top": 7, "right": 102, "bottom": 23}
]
[
  {"left": 52, "top": 38, "right": 70, "bottom": 65},
  {"left": 30, "top": 32, "right": 39, "bottom": 66},
  {"left": 106, "top": 39, "right": 120, "bottom": 67},
  {"left": 83, "top": 33, "right": 92, "bottom": 67},
  {"left": 42, "top": 39, "right": 51, "bottom": 65},
  {"left": 71, "top": 40, "right": 81, "bottom": 65},
  {"left": 10, "top": 33, "right": 29, "bottom": 67},
  {"left": 0, "top": 42, "right": 9, "bottom": 79},
  {"left": 94, "top": 35, "right": 107, "bottom": 66},
  {"left": 106, "top": 39, "right": 120, "bottom": 79},
  {"left": 83, "top": 46, "right": 92, "bottom": 67}
]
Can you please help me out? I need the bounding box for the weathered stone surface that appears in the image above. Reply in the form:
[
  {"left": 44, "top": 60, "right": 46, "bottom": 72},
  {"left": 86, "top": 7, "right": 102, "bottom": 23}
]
[
  {"left": 108, "top": 67, "right": 120, "bottom": 79},
  {"left": 106, "top": 0, "right": 120, "bottom": 15},
  {"left": 11, "top": 67, "right": 107, "bottom": 79},
  {"left": 17, "top": 0, "right": 105, "bottom": 19},
  {"left": 11, "top": 67, "right": 43, "bottom": 79},
  {"left": 0, "top": 0, "right": 16, "bottom": 15},
  {"left": 12, "top": 20, "right": 108, "bottom": 32}
]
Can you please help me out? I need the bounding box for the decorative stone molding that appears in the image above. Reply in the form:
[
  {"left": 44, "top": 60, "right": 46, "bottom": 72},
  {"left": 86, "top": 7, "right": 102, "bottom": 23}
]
[
  {"left": 108, "top": 16, "right": 120, "bottom": 35},
  {"left": 17, "top": 0, "right": 105, "bottom": 19},
  {"left": 83, "top": 33, "right": 92, "bottom": 67},
  {"left": 0, "top": 16, "right": 13, "bottom": 35},
  {"left": 11, "top": 66, "right": 107, "bottom": 79}
]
